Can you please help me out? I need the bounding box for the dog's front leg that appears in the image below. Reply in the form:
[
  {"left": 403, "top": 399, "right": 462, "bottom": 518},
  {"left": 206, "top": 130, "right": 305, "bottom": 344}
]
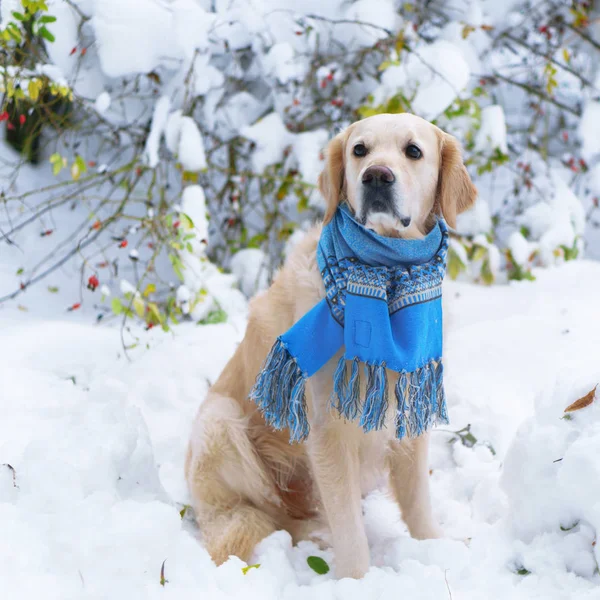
[
  {"left": 306, "top": 373, "right": 370, "bottom": 579},
  {"left": 388, "top": 433, "right": 442, "bottom": 540}
]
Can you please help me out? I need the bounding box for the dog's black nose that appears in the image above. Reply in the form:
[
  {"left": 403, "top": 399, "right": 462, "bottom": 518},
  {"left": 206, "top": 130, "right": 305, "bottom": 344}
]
[
  {"left": 362, "top": 165, "right": 395, "bottom": 187},
  {"left": 400, "top": 216, "right": 411, "bottom": 227}
]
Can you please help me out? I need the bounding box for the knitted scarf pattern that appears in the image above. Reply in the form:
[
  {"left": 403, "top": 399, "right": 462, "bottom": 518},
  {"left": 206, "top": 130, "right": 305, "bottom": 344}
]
[{"left": 249, "top": 204, "right": 449, "bottom": 443}]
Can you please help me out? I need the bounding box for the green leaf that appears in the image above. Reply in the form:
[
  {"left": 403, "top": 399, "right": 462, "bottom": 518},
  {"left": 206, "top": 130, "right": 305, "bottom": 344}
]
[
  {"left": 47, "top": 285, "right": 59, "bottom": 293},
  {"left": 16, "top": 267, "right": 24, "bottom": 275},
  {"left": 11, "top": 11, "right": 27, "bottom": 21},
  {"left": 38, "top": 15, "right": 56, "bottom": 23},
  {"left": 560, "top": 521, "right": 579, "bottom": 531},
  {"left": 50, "top": 152, "right": 64, "bottom": 176},
  {"left": 39, "top": 25, "right": 55, "bottom": 42},
  {"left": 307, "top": 556, "right": 330, "bottom": 575},
  {"left": 470, "top": 245, "right": 487, "bottom": 262},
  {"left": 447, "top": 246, "right": 466, "bottom": 280},
  {"left": 180, "top": 212, "right": 194, "bottom": 230},
  {"left": 111, "top": 297, "right": 123, "bottom": 315},
  {"left": 7, "top": 23, "right": 22, "bottom": 43},
  {"left": 481, "top": 258, "right": 494, "bottom": 285},
  {"left": 198, "top": 307, "right": 227, "bottom": 325},
  {"left": 179, "top": 504, "right": 190, "bottom": 519},
  {"left": 169, "top": 253, "right": 185, "bottom": 281},
  {"left": 516, "top": 567, "right": 531, "bottom": 576},
  {"left": 241, "top": 564, "right": 260, "bottom": 575}
]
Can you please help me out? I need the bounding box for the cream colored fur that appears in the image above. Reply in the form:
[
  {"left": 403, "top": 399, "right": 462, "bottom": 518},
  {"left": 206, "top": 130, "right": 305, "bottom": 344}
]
[{"left": 185, "top": 114, "right": 477, "bottom": 578}]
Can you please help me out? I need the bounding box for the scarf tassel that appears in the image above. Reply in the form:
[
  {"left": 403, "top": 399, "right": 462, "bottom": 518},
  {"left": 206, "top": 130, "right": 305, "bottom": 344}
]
[
  {"left": 332, "top": 358, "right": 448, "bottom": 439},
  {"left": 332, "top": 356, "right": 361, "bottom": 420},
  {"left": 395, "top": 360, "right": 448, "bottom": 439},
  {"left": 360, "top": 363, "right": 389, "bottom": 432},
  {"left": 249, "top": 338, "right": 309, "bottom": 443}
]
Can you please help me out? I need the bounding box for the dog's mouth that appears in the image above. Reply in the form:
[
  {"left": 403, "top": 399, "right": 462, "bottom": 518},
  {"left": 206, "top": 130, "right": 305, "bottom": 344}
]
[{"left": 358, "top": 192, "right": 412, "bottom": 238}]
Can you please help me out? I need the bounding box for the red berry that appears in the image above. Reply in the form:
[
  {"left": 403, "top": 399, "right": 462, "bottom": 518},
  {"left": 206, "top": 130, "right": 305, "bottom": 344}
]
[
  {"left": 0, "top": 111, "right": 8, "bottom": 121},
  {"left": 41, "top": 229, "right": 53, "bottom": 237},
  {"left": 87, "top": 275, "right": 99, "bottom": 291},
  {"left": 70, "top": 47, "right": 77, "bottom": 55},
  {"left": 88, "top": 160, "right": 97, "bottom": 167},
  {"left": 579, "top": 158, "right": 587, "bottom": 169},
  {"left": 7, "top": 122, "right": 14, "bottom": 130},
  {"left": 81, "top": 48, "right": 87, "bottom": 56},
  {"left": 148, "top": 242, "right": 154, "bottom": 249},
  {"left": 19, "top": 114, "right": 26, "bottom": 125},
  {"left": 326, "top": 73, "right": 334, "bottom": 81},
  {"left": 320, "top": 80, "right": 327, "bottom": 89},
  {"left": 562, "top": 131, "right": 569, "bottom": 142},
  {"left": 69, "top": 302, "right": 81, "bottom": 311},
  {"left": 173, "top": 220, "right": 180, "bottom": 229},
  {"left": 92, "top": 220, "right": 101, "bottom": 230},
  {"left": 119, "top": 240, "right": 128, "bottom": 248},
  {"left": 146, "top": 322, "right": 155, "bottom": 330},
  {"left": 292, "top": 98, "right": 300, "bottom": 106}
]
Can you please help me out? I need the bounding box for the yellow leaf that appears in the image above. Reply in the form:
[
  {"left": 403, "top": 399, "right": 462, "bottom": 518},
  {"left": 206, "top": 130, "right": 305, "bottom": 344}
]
[
  {"left": 562, "top": 48, "right": 570, "bottom": 64},
  {"left": 133, "top": 295, "right": 145, "bottom": 319},
  {"left": 28, "top": 78, "right": 42, "bottom": 102},
  {"left": 143, "top": 283, "right": 156, "bottom": 298},
  {"left": 462, "top": 24, "right": 475, "bottom": 39},
  {"left": 242, "top": 564, "right": 260, "bottom": 575},
  {"left": 147, "top": 302, "right": 162, "bottom": 324}
]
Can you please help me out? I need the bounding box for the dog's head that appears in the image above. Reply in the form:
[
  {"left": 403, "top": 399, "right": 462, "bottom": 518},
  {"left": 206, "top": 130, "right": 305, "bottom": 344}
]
[{"left": 318, "top": 113, "right": 477, "bottom": 237}]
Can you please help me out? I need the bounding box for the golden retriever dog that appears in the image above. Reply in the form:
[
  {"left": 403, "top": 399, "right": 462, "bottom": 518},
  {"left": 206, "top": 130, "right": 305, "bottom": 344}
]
[{"left": 185, "top": 113, "right": 477, "bottom": 579}]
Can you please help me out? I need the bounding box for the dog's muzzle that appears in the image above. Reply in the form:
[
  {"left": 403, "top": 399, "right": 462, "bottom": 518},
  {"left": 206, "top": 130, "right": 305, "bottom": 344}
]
[{"left": 360, "top": 166, "right": 411, "bottom": 228}]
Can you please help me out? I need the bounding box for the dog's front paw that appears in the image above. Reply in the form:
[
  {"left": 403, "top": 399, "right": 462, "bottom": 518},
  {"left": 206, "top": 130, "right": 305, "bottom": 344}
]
[
  {"left": 410, "top": 522, "right": 443, "bottom": 540},
  {"left": 334, "top": 544, "right": 370, "bottom": 579}
]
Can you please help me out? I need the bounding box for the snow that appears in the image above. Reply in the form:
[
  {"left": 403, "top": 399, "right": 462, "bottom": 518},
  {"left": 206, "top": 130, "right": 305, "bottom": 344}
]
[
  {"left": 3, "top": 259, "right": 600, "bottom": 597},
  {"left": 178, "top": 117, "right": 207, "bottom": 172},
  {"left": 229, "top": 248, "right": 269, "bottom": 297},
  {"left": 92, "top": 0, "right": 213, "bottom": 77},
  {"left": 578, "top": 99, "right": 600, "bottom": 160},
  {"left": 475, "top": 105, "right": 508, "bottom": 154},
  {"left": 262, "top": 42, "right": 307, "bottom": 84},
  {"left": 456, "top": 198, "right": 493, "bottom": 237},
  {"left": 241, "top": 112, "right": 293, "bottom": 172},
  {"left": 94, "top": 91, "right": 111, "bottom": 115},
  {"left": 507, "top": 231, "right": 532, "bottom": 266},
  {"left": 144, "top": 96, "right": 171, "bottom": 169},
  {"left": 377, "top": 41, "right": 471, "bottom": 120}
]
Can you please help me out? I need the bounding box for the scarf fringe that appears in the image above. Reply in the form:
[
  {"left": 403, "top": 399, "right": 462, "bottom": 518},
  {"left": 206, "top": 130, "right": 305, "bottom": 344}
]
[
  {"left": 360, "top": 363, "right": 389, "bottom": 432},
  {"left": 332, "top": 358, "right": 448, "bottom": 438},
  {"left": 332, "top": 356, "right": 361, "bottom": 420},
  {"left": 249, "top": 338, "right": 309, "bottom": 443},
  {"left": 251, "top": 343, "right": 448, "bottom": 443}
]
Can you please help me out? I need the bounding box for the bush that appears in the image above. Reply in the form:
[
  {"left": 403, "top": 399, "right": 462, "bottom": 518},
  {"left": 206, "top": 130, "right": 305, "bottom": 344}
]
[{"left": 0, "top": 0, "right": 598, "bottom": 329}]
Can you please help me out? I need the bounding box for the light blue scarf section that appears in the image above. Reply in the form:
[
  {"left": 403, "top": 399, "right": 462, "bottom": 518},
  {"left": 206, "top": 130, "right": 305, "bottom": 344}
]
[{"left": 250, "top": 204, "right": 449, "bottom": 443}]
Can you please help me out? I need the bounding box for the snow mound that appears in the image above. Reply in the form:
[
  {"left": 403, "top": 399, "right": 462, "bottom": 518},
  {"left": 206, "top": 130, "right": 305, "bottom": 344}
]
[{"left": 501, "top": 379, "right": 600, "bottom": 578}]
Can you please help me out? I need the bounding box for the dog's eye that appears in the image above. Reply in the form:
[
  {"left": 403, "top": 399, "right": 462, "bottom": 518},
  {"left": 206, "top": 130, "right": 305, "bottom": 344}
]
[
  {"left": 405, "top": 144, "right": 422, "bottom": 160},
  {"left": 353, "top": 143, "right": 368, "bottom": 157}
]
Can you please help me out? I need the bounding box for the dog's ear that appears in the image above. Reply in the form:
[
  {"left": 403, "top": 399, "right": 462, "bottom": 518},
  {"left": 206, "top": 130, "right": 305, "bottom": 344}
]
[
  {"left": 435, "top": 132, "right": 477, "bottom": 229},
  {"left": 319, "top": 130, "right": 347, "bottom": 224}
]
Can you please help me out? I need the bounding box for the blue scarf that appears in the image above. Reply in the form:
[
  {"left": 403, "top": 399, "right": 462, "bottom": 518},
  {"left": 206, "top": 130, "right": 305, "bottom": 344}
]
[{"left": 250, "top": 204, "right": 449, "bottom": 443}]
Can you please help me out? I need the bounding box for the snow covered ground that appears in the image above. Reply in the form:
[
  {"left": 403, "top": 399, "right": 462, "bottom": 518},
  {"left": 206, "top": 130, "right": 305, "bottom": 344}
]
[{"left": 2, "top": 259, "right": 600, "bottom": 599}]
